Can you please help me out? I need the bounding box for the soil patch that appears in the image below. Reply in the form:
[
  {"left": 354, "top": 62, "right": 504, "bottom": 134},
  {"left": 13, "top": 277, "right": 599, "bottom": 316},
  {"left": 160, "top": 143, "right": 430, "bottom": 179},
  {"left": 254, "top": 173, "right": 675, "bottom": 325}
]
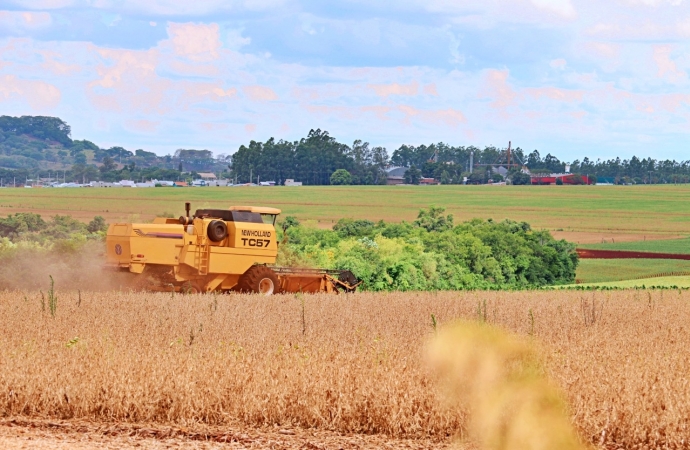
[{"left": 0, "top": 419, "right": 452, "bottom": 450}]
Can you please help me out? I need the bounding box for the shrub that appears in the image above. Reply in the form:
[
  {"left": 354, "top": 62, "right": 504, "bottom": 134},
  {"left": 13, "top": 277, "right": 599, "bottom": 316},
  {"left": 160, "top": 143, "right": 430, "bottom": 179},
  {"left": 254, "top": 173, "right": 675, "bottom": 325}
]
[
  {"left": 330, "top": 169, "right": 352, "bottom": 185},
  {"left": 87, "top": 216, "right": 107, "bottom": 233},
  {"left": 281, "top": 207, "right": 578, "bottom": 290}
]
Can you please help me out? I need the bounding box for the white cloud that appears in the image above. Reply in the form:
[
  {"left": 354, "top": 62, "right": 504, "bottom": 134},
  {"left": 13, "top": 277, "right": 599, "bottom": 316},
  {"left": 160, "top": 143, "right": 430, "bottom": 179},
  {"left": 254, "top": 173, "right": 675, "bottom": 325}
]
[
  {"left": 0, "top": 74, "right": 61, "bottom": 110},
  {"left": 167, "top": 22, "right": 222, "bottom": 62},
  {"left": 0, "top": 11, "right": 52, "bottom": 31},
  {"left": 620, "top": 0, "right": 684, "bottom": 6},
  {"left": 530, "top": 0, "right": 575, "bottom": 17},
  {"left": 87, "top": 0, "right": 287, "bottom": 16},
  {"left": 653, "top": 45, "right": 687, "bottom": 83},
  {"left": 550, "top": 58, "right": 567, "bottom": 69},
  {"left": 243, "top": 85, "right": 278, "bottom": 101},
  {"left": 225, "top": 28, "right": 251, "bottom": 51},
  {"left": 3, "top": 0, "right": 690, "bottom": 159},
  {"left": 7, "top": 0, "right": 75, "bottom": 9}
]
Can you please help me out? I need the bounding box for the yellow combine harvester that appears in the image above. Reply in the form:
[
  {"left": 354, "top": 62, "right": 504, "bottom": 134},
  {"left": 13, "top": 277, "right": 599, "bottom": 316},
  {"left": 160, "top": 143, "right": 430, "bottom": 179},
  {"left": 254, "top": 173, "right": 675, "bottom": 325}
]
[{"left": 106, "top": 202, "right": 359, "bottom": 294}]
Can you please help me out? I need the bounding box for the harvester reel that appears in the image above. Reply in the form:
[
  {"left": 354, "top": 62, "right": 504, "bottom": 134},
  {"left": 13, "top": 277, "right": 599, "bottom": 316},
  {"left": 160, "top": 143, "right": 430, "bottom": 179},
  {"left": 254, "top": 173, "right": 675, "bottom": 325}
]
[
  {"left": 207, "top": 220, "right": 228, "bottom": 242},
  {"left": 338, "top": 270, "right": 358, "bottom": 288}
]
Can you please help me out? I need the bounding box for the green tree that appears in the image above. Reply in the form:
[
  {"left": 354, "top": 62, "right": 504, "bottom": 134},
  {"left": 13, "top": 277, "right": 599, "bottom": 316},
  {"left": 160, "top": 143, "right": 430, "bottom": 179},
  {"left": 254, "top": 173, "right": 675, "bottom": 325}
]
[
  {"left": 71, "top": 164, "right": 99, "bottom": 183},
  {"left": 87, "top": 216, "right": 108, "bottom": 233},
  {"left": 468, "top": 172, "right": 485, "bottom": 184},
  {"left": 74, "top": 152, "right": 87, "bottom": 165},
  {"left": 330, "top": 169, "right": 353, "bottom": 185},
  {"left": 281, "top": 216, "right": 300, "bottom": 232},
  {"left": 333, "top": 218, "right": 375, "bottom": 237},
  {"left": 0, "top": 212, "right": 46, "bottom": 237},
  {"left": 440, "top": 170, "right": 451, "bottom": 184},
  {"left": 404, "top": 165, "right": 421, "bottom": 184},
  {"left": 414, "top": 206, "right": 454, "bottom": 232},
  {"left": 0, "top": 115, "right": 72, "bottom": 145},
  {"left": 100, "top": 156, "right": 117, "bottom": 173},
  {"left": 510, "top": 172, "right": 531, "bottom": 185}
]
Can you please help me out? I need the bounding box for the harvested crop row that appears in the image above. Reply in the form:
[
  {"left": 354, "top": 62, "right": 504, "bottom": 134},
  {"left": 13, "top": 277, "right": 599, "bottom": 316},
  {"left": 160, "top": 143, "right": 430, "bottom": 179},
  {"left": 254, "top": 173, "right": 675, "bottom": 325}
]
[{"left": 0, "top": 289, "right": 688, "bottom": 448}]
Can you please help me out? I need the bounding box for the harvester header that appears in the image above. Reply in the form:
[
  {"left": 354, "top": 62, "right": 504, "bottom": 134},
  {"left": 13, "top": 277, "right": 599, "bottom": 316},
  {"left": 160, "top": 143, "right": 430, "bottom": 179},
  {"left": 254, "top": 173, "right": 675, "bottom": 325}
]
[{"left": 106, "top": 203, "right": 359, "bottom": 295}]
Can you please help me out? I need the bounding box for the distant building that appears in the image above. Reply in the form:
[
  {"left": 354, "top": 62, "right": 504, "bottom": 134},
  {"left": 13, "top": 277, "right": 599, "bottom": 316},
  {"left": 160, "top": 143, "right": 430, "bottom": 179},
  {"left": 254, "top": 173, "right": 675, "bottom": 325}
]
[
  {"left": 492, "top": 166, "right": 509, "bottom": 177},
  {"left": 386, "top": 167, "right": 439, "bottom": 185},
  {"left": 419, "top": 177, "right": 440, "bottom": 185},
  {"left": 197, "top": 172, "right": 217, "bottom": 180},
  {"left": 206, "top": 179, "right": 229, "bottom": 186},
  {"left": 284, "top": 179, "right": 303, "bottom": 186},
  {"left": 530, "top": 173, "right": 592, "bottom": 185},
  {"left": 385, "top": 167, "right": 407, "bottom": 185},
  {"left": 151, "top": 180, "right": 175, "bottom": 187}
]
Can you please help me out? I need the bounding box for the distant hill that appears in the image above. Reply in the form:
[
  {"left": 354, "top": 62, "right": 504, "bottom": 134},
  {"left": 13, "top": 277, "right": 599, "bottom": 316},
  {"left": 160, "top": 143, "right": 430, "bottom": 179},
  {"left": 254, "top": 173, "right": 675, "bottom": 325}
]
[{"left": 0, "top": 115, "right": 228, "bottom": 175}]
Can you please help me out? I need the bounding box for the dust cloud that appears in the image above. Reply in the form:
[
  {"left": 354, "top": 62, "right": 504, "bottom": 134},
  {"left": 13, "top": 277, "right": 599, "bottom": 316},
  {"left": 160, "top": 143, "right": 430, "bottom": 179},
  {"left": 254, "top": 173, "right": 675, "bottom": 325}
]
[{"left": 0, "top": 241, "right": 136, "bottom": 291}]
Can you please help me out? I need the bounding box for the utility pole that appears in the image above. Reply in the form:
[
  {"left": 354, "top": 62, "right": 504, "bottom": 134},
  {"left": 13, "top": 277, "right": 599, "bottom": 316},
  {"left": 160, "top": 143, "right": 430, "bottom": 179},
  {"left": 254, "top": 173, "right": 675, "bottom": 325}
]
[{"left": 250, "top": 167, "right": 252, "bottom": 185}]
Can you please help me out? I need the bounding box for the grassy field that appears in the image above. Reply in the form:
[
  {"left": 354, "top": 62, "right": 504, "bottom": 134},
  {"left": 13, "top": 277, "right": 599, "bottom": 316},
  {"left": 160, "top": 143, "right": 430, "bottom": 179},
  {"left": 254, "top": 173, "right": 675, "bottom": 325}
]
[
  {"left": 576, "top": 258, "right": 690, "bottom": 283},
  {"left": 2, "top": 289, "right": 689, "bottom": 449},
  {"left": 575, "top": 236, "right": 690, "bottom": 283},
  {"left": 3, "top": 184, "right": 690, "bottom": 284},
  {"left": 573, "top": 275, "right": 690, "bottom": 288},
  {"left": 1, "top": 184, "right": 689, "bottom": 240},
  {"left": 580, "top": 237, "right": 690, "bottom": 253}
]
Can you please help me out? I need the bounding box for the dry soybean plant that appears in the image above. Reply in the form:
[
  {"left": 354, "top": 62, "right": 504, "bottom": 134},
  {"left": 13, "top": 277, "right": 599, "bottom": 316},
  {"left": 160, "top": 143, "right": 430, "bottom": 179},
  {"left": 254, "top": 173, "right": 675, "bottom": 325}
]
[
  {"left": 428, "top": 321, "right": 585, "bottom": 450},
  {"left": 0, "top": 289, "right": 689, "bottom": 448}
]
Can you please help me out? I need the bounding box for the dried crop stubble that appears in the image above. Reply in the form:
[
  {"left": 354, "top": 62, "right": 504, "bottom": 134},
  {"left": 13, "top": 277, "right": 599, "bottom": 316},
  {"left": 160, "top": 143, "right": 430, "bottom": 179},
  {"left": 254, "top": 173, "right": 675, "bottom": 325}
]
[
  {"left": 1, "top": 289, "right": 690, "bottom": 448},
  {"left": 0, "top": 290, "right": 463, "bottom": 440}
]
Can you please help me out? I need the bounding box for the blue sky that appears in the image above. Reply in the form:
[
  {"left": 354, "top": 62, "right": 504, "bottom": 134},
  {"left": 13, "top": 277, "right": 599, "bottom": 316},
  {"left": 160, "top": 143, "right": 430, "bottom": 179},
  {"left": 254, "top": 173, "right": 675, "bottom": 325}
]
[{"left": 1, "top": 0, "right": 689, "bottom": 161}]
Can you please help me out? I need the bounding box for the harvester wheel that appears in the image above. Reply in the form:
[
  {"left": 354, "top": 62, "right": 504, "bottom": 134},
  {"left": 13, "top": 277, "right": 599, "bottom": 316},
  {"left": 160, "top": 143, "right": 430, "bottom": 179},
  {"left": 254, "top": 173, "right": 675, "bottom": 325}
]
[
  {"left": 182, "top": 281, "right": 204, "bottom": 294},
  {"left": 207, "top": 220, "right": 228, "bottom": 242},
  {"left": 238, "top": 266, "right": 281, "bottom": 295}
]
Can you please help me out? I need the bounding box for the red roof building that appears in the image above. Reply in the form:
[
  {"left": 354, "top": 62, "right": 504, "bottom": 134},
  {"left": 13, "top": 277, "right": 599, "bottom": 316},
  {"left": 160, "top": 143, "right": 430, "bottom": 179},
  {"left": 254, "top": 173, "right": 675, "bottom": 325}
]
[{"left": 530, "top": 173, "right": 592, "bottom": 185}]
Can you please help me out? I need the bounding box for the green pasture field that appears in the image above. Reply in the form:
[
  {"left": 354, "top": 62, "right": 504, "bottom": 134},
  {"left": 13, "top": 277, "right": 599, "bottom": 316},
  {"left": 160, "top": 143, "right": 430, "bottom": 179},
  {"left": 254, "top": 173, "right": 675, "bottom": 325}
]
[
  {"left": 2, "top": 184, "right": 689, "bottom": 286},
  {"left": 572, "top": 276, "right": 690, "bottom": 288},
  {"left": 1, "top": 184, "right": 689, "bottom": 237},
  {"left": 576, "top": 259, "right": 690, "bottom": 284},
  {"left": 580, "top": 237, "right": 690, "bottom": 254}
]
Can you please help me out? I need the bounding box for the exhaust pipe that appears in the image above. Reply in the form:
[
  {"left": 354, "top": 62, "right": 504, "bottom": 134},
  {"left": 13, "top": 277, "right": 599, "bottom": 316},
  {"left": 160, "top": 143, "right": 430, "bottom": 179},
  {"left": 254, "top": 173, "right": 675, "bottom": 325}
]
[{"left": 179, "top": 202, "right": 192, "bottom": 225}]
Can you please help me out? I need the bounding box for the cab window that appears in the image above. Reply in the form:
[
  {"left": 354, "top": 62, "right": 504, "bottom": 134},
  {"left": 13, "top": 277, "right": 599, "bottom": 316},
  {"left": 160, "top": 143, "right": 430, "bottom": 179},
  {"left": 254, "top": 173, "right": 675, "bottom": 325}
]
[{"left": 261, "top": 214, "right": 278, "bottom": 225}]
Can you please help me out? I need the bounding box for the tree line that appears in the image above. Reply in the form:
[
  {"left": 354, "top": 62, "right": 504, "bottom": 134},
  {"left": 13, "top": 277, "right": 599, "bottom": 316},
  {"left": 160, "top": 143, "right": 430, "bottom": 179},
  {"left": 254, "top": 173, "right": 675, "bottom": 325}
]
[
  {"left": 231, "top": 132, "right": 690, "bottom": 185},
  {"left": 1, "top": 115, "right": 690, "bottom": 185},
  {"left": 279, "top": 206, "right": 578, "bottom": 289}
]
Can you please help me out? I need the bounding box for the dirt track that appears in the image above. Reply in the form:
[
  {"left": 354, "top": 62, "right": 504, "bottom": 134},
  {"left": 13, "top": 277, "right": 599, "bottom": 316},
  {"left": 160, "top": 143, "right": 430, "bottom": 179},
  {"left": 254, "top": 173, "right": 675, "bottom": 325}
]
[
  {"left": 576, "top": 248, "right": 690, "bottom": 259},
  {"left": 0, "top": 419, "right": 454, "bottom": 450}
]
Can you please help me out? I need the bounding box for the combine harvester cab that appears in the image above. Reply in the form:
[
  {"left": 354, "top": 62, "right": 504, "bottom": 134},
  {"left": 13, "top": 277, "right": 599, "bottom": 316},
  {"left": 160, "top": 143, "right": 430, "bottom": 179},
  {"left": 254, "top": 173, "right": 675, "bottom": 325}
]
[{"left": 106, "top": 202, "right": 360, "bottom": 294}]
